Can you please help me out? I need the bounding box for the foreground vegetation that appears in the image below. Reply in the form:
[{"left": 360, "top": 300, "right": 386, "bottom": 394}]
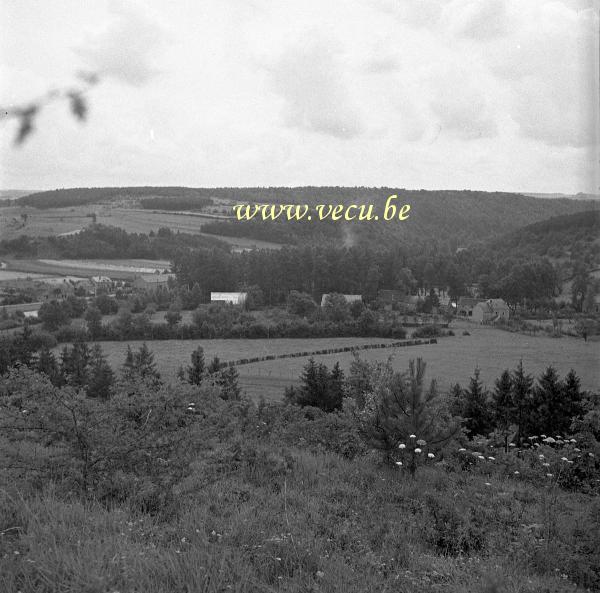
[{"left": 0, "top": 344, "right": 598, "bottom": 592}]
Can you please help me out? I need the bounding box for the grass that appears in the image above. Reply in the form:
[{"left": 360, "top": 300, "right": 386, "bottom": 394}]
[
  {"left": 90, "top": 321, "right": 600, "bottom": 400},
  {"left": 1, "top": 445, "right": 598, "bottom": 593}
]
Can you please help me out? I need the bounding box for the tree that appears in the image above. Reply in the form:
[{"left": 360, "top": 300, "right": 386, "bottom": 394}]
[
  {"left": 355, "top": 358, "right": 459, "bottom": 472},
  {"left": 453, "top": 369, "right": 494, "bottom": 438},
  {"left": 571, "top": 265, "right": 589, "bottom": 312},
  {"left": 87, "top": 344, "right": 114, "bottom": 399},
  {"left": 491, "top": 370, "right": 514, "bottom": 451},
  {"left": 84, "top": 305, "right": 103, "bottom": 339},
  {"left": 511, "top": 361, "right": 534, "bottom": 443},
  {"left": 323, "top": 293, "right": 350, "bottom": 322},
  {"left": 36, "top": 346, "right": 62, "bottom": 386},
  {"left": 187, "top": 346, "right": 206, "bottom": 385},
  {"left": 38, "top": 300, "right": 69, "bottom": 331},
  {"left": 287, "top": 290, "right": 317, "bottom": 317},
  {"left": 164, "top": 303, "right": 182, "bottom": 328},
  {"left": 285, "top": 358, "right": 343, "bottom": 412},
  {"left": 60, "top": 342, "right": 91, "bottom": 388}
]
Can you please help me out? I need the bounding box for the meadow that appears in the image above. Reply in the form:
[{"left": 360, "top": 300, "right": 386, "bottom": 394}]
[{"left": 91, "top": 321, "right": 599, "bottom": 400}]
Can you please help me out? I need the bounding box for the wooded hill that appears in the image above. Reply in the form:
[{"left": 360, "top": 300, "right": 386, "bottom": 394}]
[{"left": 16, "top": 186, "right": 598, "bottom": 249}]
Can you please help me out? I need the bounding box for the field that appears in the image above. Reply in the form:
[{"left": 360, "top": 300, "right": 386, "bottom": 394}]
[
  {"left": 91, "top": 321, "right": 600, "bottom": 400},
  {"left": 0, "top": 204, "right": 282, "bottom": 250}
]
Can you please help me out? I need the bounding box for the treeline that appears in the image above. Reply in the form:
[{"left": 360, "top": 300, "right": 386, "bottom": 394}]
[
  {"left": 18, "top": 187, "right": 217, "bottom": 209},
  {"left": 0, "top": 224, "right": 227, "bottom": 259},
  {"left": 139, "top": 196, "right": 213, "bottom": 210}
]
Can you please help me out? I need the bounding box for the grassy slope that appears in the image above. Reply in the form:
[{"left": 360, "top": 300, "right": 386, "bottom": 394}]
[{"left": 1, "top": 446, "right": 597, "bottom": 593}]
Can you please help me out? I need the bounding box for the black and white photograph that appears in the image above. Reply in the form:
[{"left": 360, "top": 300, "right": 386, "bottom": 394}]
[{"left": 0, "top": 1, "right": 599, "bottom": 591}]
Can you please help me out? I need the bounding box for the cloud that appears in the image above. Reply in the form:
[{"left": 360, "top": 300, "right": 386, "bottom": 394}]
[
  {"left": 440, "top": 0, "right": 510, "bottom": 40},
  {"left": 268, "top": 37, "right": 363, "bottom": 139},
  {"left": 74, "top": 0, "right": 167, "bottom": 86}
]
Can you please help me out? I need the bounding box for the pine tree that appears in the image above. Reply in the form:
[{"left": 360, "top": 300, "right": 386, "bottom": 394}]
[
  {"left": 61, "top": 342, "right": 90, "bottom": 388},
  {"left": 134, "top": 343, "right": 161, "bottom": 384},
  {"left": 456, "top": 369, "right": 494, "bottom": 438},
  {"left": 217, "top": 366, "right": 241, "bottom": 401},
  {"left": 356, "top": 358, "right": 459, "bottom": 472},
  {"left": 532, "top": 366, "right": 565, "bottom": 436},
  {"left": 326, "top": 362, "right": 345, "bottom": 412},
  {"left": 121, "top": 345, "right": 136, "bottom": 381},
  {"left": 187, "top": 346, "right": 206, "bottom": 385},
  {"left": 492, "top": 369, "right": 513, "bottom": 451},
  {"left": 36, "top": 346, "right": 62, "bottom": 386},
  {"left": 84, "top": 305, "right": 102, "bottom": 339},
  {"left": 87, "top": 344, "right": 114, "bottom": 399},
  {"left": 511, "top": 360, "right": 534, "bottom": 443},
  {"left": 562, "top": 369, "right": 585, "bottom": 429}
]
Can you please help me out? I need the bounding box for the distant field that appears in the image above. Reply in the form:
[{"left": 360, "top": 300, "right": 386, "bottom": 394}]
[
  {"left": 0, "top": 204, "right": 283, "bottom": 250},
  {"left": 78, "top": 321, "right": 600, "bottom": 400}
]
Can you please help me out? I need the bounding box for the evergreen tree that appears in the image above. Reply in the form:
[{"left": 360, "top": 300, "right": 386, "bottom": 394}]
[
  {"left": 562, "top": 369, "right": 585, "bottom": 428},
  {"left": 61, "top": 342, "right": 90, "bottom": 388},
  {"left": 216, "top": 366, "right": 241, "bottom": 401},
  {"left": 511, "top": 360, "right": 534, "bottom": 443},
  {"left": 532, "top": 366, "right": 565, "bottom": 436},
  {"left": 36, "top": 346, "right": 62, "bottom": 386},
  {"left": 455, "top": 369, "right": 494, "bottom": 438},
  {"left": 121, "top": 345, "right": 136, "bottom": 382},
  {"left": 326, "top": 362, "right": 345, "bottom": 412},
  {"left": 134, "top": 343, "right": 161, "bottom": 384},
  {"left": 492, "top": 369, "right": 513, "bottom": 451},
  {"left": 187, "top": 346, "right": 206, "bottom": 385},
  {"left": 87, "top": 344, "right": 114, "bottom": 399}
]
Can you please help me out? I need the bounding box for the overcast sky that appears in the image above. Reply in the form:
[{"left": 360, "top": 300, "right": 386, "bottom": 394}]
[{"left": 1, "top": 0, "right": 598, "bottom": 193}]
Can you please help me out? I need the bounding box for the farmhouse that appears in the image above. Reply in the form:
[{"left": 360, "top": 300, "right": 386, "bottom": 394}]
[
  {"left": 456, "top": 297, "right": 482, "bottom": 318},
  {"left": 472, "top": 299, "right": 510, "bottom": 324},
  {"left": 320, "top": 294, "right": 362, "bottom": 307},
  {"left": 211, "top": 292, "right": 248, "bottom": 305},
  {"left": 133, "top": 273, "right": 176, "bottom": 291}
]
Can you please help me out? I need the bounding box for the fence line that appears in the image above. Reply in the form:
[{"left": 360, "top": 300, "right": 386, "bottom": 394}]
[{"left": 221, "top": 337, "right": 437, "bottom": 370}]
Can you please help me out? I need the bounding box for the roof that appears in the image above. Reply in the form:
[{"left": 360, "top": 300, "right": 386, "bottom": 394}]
[
  {"left": 90, "top": 276, "right": 112, "bottom": 283},
  {"left": 321, "top": 293, "right": 362, "bottom": 306},
  {"left": 474, "top": 298, "right": 509, "bottom": 312},
  {"left": 457, "top": 297, "right": 482, "bottom": 309}
]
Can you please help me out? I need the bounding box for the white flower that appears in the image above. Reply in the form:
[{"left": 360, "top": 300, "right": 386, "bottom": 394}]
[
  {"left": 488, "top": 456, "right": 495, "bottom": 461},
  {"left": 542, "top": 463, "right": 550, "bottom": 467},
  {"left": 416, "top": 439, "right": 427, "bottom": 446},
  {"left": 574, "top": 448, "right": 581, "bottom": 452},
  {"left": 561, "top": 457, "right": 569, "bottom": 462},
  {"left": 567, "top": 460, "right": 574, "bottom": 464},
  {"left": 514, "top": 471, "right": 520, "bottom": 475},
  {"left": 478, "top": 455, "right": 485, "bottom": 460},
  {"left": 458, "top": 448, "right": 466, "bottom": 452},
  {"left": 540, "top": 434, "right": 547, "bottom": 439},
  {"left": 543, "top": 437, "right": 556, "bottom": 444},
  {"left": 395, "top": 461, "right": 403, "bottom": 466},
  {"left": 589, "top": 453, "right": 595, "bottom": 458},
  {"left": 539, "top": 454, "right": 545, "bottom": 459},
  {"left": 484, "top": 482, "right": 491, "bottom": 486},
  {"left": 472, "top": 451, "right": 481, "bottom": 456},
  {"left": 546, "top": 473, "right": 553, "bottom": 478},
  {"left": 409, "top": 434, "right": 416, "bottom": 439},
  {"left": 427, "top": 453, "right": 435, "bottom": 459},
  {"left": 570, "top": 439, "right": 577, "bottom": 443},
  {"left": 509, "top": 443, "right": 516, "bottom": 447},
  {"left": 414, "top": 448, "right": 422, "bottom": 454},
  {"left": 398, "top": 443, "right": 406, "bottom": 449}
]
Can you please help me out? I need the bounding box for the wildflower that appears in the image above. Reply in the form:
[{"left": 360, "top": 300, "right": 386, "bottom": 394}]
[
  {"left": 398, "top": 443, "right": 406, "bottom": 449},
  {"left": 414, "top": 448, "right": 422, "bottom": 454},
  {"left": 316, "top": 571, "right": 325, "bottom": 579},
  {"left": 509, "top": 443, "right": 516, "bottom": 447},
  {"left": 187, "top": 407, "right": 194, "bottom": 411},
  {"left": 472, "top": 451, "right": 481, "bottom": 456},
  {"left": 458, "top": 448, "right": 466, "bottom": 452},
  {"left": 539, "top": 454, "right": 545, "bottom": 459},
  {"left": 514, "top": 471, "right": 520, "bottom": 475},
  {"left": 574, "top": 448, "right": 581, "bottom": 452},
  {"left": 570, "top": 439, "right": 577, "bottom": 443},
  {"left": 567, "top": 460, "right": 574, "bottom": 464},
  {"left": 478, "top": 455, "right": 485, "bottom": 460},
  {"left": 488, "top": 456, "right": 495, "bottom": 461},
  {"left": 561, "top": 457, "right": 569, "bottom": 462},
  {"left": 416, "top": 439, "right": 427, "bottom": 446},
  {"left": 188, "top": 402, "right": 195, "bottom": 406},
  {"left": 543, "top": 437, "right": 556, "bottom": 444},
  {"left": 589, "top": 453, "right": 595, "bottom": 458},
  {"left": 528, "top": 436, "right": 538, "bottom": 440},
  {"left": 484, "top": 482, "right": 491, "bottom": 486},
  {"left": 540, "top": 434, "right": 547, "bottom": 439},
  {"left": 542, "top": 463, "right": 550, "bottom": 467},
  {"left": 409, "top": 434, "right": 416, "bottom": 439},
  {"left": 395, "top": 461, "right": 403, "bottom": 466},
  {"left": 546, "top": 473, "right": 553, "bottom": 478},
  {"left": 427, "top": 453, "right": 435, "bottom": 459}
]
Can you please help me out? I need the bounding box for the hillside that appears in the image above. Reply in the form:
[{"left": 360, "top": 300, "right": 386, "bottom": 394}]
[{"left": 16, "top": 187, "right": 598, "bottom": 249}]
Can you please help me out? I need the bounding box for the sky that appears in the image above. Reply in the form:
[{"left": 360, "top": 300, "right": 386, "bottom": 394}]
[{"left": 0, "top": 0, "right": 598, "bottom": 193}]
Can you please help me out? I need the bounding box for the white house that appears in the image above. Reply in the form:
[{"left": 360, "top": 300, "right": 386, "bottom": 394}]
[{"left": 210, "top": 292, "right": 248, "bottom": 305}]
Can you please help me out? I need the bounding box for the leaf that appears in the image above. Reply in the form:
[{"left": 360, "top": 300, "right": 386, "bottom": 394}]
[{"left": 68, "top": 92, "right": 87, "bottom": 121}]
